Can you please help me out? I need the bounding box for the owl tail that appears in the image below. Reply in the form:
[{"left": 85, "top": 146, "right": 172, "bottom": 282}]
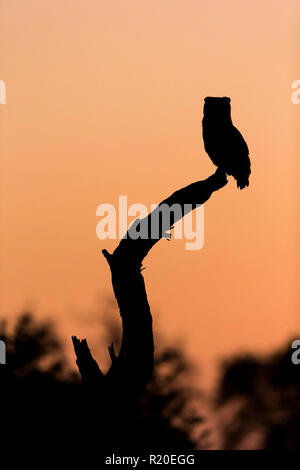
[{"left": 236, "top": 175, "right": 249, "bottom": 190}]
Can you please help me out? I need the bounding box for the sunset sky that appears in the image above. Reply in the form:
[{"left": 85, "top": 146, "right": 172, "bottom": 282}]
[{"left": 0, "top": 0, "right": 299, "bottom": 384}]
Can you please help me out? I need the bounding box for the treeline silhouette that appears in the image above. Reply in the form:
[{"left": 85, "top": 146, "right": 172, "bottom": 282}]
[
  {"left": 0, "top": 313, "right": 298, "bottom": 451},
  {"left": 215, "top": 342, "right": 300, "bottom": 450},
  {"left": 0, "top": 312, "right": 203, "bottom": 452}
]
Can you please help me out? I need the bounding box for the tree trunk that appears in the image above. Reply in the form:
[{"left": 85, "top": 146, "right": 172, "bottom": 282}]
[{"left": 72, "top": 168, "right": 227, "bottom": 397}]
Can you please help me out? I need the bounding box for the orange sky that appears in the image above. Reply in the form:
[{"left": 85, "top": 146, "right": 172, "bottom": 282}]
[{"left": 0, "top": 0, "right": 299, "bottom": 385}]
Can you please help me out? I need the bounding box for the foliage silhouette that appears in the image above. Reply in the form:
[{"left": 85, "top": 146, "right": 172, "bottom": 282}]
[
  {"left": 0, "top": 312, "right": 203, "bottom": 450},
  {"left": 1, "top": 315, "right": 298, "bottom": 451},
  {"left": 0, "top": 313, "right": 71, "bottom": 384},
  {"left": 216, "top": 340, "right": 300, "bottom": 449}
]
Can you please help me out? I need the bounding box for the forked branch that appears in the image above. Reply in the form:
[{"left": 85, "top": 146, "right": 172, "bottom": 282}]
[{"left": 72, "top": 168, "right": 227, "bottom": 395}]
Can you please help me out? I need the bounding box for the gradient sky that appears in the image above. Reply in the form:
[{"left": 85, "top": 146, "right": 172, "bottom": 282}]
[{"left": 0, "top": 0, "right": 299, "bottom": 384}]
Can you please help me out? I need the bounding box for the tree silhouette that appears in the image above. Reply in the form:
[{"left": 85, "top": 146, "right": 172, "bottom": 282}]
[
  {"left": 0, "top": 313, "right": 71, "bottom": 384},
  {"left": 215, "top": 340, "right": 300, "bottom": 449},
  {"left": 69, "top": 169, "right": 227, "bottom": 450},
  {"left": 0, "top": 312, "right": 205, "bottom": 450},
  {"left": 72, "top": 170, "right": 227, "bottom": 393}
]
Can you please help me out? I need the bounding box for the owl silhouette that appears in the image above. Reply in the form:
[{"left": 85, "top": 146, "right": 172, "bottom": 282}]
[{"left": 202, "top": 97, "right": 251, "bottom": 189}]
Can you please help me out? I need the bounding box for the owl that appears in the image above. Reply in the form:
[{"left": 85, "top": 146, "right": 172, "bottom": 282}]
[{"left": 202, "top": 97, "right": 251, "bottom": 189}]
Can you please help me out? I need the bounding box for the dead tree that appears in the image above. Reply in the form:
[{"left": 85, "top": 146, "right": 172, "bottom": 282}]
[{"left": 72, "top": 168, "right": 228, "bottom": 398}]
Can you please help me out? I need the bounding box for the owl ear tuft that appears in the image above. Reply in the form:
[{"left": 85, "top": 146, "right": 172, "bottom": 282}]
[{"left": 204, "top": 96, "right": 231, "bottom": 103}]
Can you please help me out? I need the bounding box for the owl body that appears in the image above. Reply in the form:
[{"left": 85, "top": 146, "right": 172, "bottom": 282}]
[{"left": 202, "top": 97, "right": 251, "bottom": 189}]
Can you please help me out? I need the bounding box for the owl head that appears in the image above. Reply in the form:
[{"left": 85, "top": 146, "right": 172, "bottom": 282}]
[{"left": 203, "top": 96, "right": 231, "bottom": 119}]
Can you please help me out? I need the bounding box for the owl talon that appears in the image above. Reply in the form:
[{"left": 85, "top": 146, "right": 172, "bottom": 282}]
[{"left": 212, "top": 168, "right": 228, "bottom": 189}]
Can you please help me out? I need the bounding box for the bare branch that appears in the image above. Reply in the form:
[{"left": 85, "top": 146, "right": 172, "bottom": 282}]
[{"left": 72, "top": 168, "right": 227, "bottom": 395}]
